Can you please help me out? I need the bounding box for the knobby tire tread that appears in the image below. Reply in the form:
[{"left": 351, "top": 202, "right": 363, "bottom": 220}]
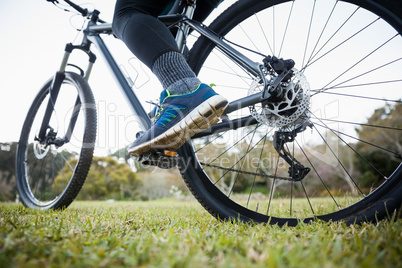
[
  {"left": 16, "top": 72, "right": 96, "bottom": 210},
  {"left": 51, "top": 72, "right": 97, "bottom": 210}
]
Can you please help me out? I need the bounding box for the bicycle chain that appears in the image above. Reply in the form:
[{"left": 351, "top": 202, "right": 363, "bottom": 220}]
[{"left": 199, "top": 162, "right": 294, "bottom": 181}]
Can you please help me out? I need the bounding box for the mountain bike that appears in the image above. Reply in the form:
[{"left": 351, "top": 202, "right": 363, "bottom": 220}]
[{"left": 16, "top": 0, "right": 401, "bottom": 226}]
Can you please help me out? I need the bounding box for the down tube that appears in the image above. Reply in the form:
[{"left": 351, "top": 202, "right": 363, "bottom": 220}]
[{"left": 88, "top": 35, "right": 152, "bottom": 130}]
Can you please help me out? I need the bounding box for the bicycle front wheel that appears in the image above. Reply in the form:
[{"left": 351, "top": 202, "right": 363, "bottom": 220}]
[
  {"left": 16, "top": 72, "right": 96, "bottom": 210},
  {"left": 181, "top": 0, "right": 402, "bottom": 225}
]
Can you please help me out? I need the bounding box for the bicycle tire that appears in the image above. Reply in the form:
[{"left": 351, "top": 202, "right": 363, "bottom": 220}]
[
  {"left": 16, "top": 72, "right": 96, "bottom": 210},
  {"left": 180, "top": 0, "right": 402, "bottom": 225}
]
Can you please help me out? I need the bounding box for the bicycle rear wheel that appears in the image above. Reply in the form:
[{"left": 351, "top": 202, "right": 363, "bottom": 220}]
[
  {"left": 180, "top": 0, "right": 402, "bottom": 225},
  {"left": 16, "top": 72, "right": 96, "bottom": 210}
]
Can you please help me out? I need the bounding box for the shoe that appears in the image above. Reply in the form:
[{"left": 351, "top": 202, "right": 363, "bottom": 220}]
[{"left": 128, "top": 83, "right": 228, "bottom": 157}]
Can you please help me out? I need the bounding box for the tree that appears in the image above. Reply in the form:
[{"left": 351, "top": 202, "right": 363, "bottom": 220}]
[
  {"left": 355, "top": 102, "right": 401, "bottom": 187},
  {"left": 0, "top": 142, "right": 17, "bottom": 201},
  {"left": 53, "top": 156, "right": 140, "bottom": 200}
]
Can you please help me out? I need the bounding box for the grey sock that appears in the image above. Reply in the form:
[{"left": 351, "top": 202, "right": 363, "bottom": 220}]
[{"left": 152, "top": 51, "right": 201, "bottom": 95}]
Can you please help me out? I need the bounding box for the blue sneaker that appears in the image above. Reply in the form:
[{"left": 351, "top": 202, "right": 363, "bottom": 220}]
[{"left": 128, "top": 83, "right": 228, "bottom": 156}]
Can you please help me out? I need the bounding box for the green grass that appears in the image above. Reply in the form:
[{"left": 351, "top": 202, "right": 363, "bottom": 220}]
[{"left": 0, "top": 200, "right": 400, "bottom": 268}]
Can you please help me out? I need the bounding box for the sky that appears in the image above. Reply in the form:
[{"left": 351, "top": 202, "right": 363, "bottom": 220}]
[
  {"left": 0, "top": 1, "right": 116, "bottom": 152},
  {"left": 0, "top": 1, "right": 237, "bottom": 156},
  {"left": 0, "top": 1, "right": 230, "bottom": 156}
]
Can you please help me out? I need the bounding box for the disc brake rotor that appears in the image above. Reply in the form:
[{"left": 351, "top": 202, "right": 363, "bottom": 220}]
[
  {"left": 33, "top": 142, "right": 50, "bottom": 159},
  {"left": 249, "top": 69, "right": 311, "bottom": 129}
]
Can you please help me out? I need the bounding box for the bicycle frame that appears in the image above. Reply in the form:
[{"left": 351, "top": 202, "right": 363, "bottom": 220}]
[{"left": 40, "top": 0, "right": 275, "bottom": 143}]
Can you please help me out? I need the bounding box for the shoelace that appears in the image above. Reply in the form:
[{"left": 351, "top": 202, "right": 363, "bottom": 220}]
[
  {"left": 156, "top": 106, "right": 186, "bottom": 126},
  {"left": 147, "top": 100, "right": 183, "bottom": 126},
  {"left": 146, "top": 100, "right": 161, "bottom": 122}
]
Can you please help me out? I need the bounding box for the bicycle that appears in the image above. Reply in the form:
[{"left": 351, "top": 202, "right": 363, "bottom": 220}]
[{"left": 16, "top": 0, "right": 401, "bottom": 226}]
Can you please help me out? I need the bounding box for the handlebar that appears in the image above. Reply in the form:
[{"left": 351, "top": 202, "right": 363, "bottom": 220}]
[
  {"left": 47, "top": 0, "right": 105, "bottom": 23},
  {"left": 64, "top": 0, "right": 88, "bottom": 16},
  {"left": 47, "top": 0, "right": 87, "bottom": 16}
]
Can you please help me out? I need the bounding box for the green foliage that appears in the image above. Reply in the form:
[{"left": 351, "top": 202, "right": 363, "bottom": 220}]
[
  {"left": 0, "top": 142, "right": 17, "bottom": 201},
  {"left": 355, "top": 103, "right": 402, "bottom": 186},
  {"left": 355, "top": 150, "right": 397, "bottom": 188},
  {"left": 54, "top": 156, "right": 140, "bottom": 200},
  {"left": 83, "top": 156, "right": 140, "bottom": 200},
  {"left": 0, "top": 200, "right": 400, "bottom": 267}
]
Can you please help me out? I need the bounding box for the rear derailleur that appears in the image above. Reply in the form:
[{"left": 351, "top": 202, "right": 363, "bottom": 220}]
[{"left": 273, "top": 122, "right": 313, "bottom": 181}]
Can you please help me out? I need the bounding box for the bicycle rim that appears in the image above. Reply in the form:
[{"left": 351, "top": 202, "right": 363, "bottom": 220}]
[
  {"left": 16, "top": 72, "right": 96, "bottom": 209},
  {"left": 182, "top": 0, "right": 402, "bottom": 224}
]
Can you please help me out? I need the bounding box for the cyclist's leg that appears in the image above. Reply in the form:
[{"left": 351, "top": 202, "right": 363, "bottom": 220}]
[
  {"left": 113, "top": 0, "right": 201, "bottom": 95},
  {"left": 113, "top": 0, "right": 228, "bottom": 156},
  {"left": 112, "top": 0, "right": 177, "bottom": 69}
]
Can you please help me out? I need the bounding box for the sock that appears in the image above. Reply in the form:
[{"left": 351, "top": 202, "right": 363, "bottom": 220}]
[{"left": 152, "top": 51, "right": 201, "bottom": 95}]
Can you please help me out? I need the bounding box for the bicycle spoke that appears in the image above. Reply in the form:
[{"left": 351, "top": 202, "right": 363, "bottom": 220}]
[
  {"left": 301, "top": 0, "right": 317, "bottom": 68},
  {"left": 310, "top": 86, "right": 402, "bottom": 103},
  {"left": 313, "top": 118, "right": 402, "bottom": 134},
  {"left": 318, "top": 34, "right": 400, "bottom": 92},
  {"left": 266, "top": 152, "right": 281, "bottom": 216},
  {"left": 290, "top": 181, "right": 294, "bottom": 217},
  {"left": 303, "top": 1, "right": 338, "bottom": 69},
  {"left": 312, "top": 121, "right": 396, "bottom": 177},
  {"left": 315, "top": 56, "right": 402, "bottom": 96},
  {"left": 299, "top": 179, "right": 316, "bottom": 217},
  {"left": 294, "top": 139, "right": 341, "bottom": 209},
  {"left": 301, "top": 5, "right": 359, "bottom": 71},
  {"left": 207, "top": 51, "right": 256, "bottom": 82},
  {"left": 194, "top": 131, "right": 227, "bottom": 153},
  {"left": 278, "top": 1, "right": 295, "bottom": 57},
  {"left": 246, "top": 134, "right": 268, "bottom": 208},
  {"left": 201, "top": 66, "right": 253, "bottom": 83},
  {"left": 302, "top": 16, "right": 379, "bottom": 72},
  {"left": 255, "top": 11, "right": 274, "bottom": 56},
  {"left": 239, "top": 24, "right": 262, "bottom": 55},
  {"left": 34, "top": 158, "right": 47, "bottom": 197},
  {"left": 308, "top": 113, "right": 367, "bottom": 196},
  {"left": 205, "top": 125, "right": 262, "bottom": 166},
  {"left": 209, "top": 126, "right": 268, "bottom": 187},
  {"left": 272, "top": 5, "right": 276, "bottom": 55},
  {"left": 289, "top": 140, "right": 295, "bottom": 217},
  {"left": 228, "top": 124, "right": 259, "bottom": 197}
]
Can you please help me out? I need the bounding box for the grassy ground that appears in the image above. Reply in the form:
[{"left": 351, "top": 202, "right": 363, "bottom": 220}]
[{"left": 0, "top": 199, "right": 400, "bottom": 268}]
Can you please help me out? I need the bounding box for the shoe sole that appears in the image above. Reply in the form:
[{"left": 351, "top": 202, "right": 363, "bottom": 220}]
[{"left": 129, "top": 95, "right": 229, "bottom": 156}]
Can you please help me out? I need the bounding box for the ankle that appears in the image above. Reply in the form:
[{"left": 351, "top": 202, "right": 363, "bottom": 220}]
[{"left": 166, "top": 78, "right": 201, "bottom": 95}]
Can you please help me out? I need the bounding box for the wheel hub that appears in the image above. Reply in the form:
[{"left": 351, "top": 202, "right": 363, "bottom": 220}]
[{"left": 249, "top": 69, "right": 311, "bottom": 129}]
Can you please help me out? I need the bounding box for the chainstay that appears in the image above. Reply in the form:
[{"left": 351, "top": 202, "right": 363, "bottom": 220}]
[{"left": 199, "top": 162, "right": 294, "bottom": 181}]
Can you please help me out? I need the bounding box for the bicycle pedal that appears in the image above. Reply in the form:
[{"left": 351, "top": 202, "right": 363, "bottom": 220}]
[{"left": 138, "top": 149, "right": 178, "bottom": 169}]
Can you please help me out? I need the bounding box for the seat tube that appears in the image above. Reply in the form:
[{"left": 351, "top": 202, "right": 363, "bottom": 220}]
[{"left": 176, "top": 0, "right": 196, "bottom": 52}]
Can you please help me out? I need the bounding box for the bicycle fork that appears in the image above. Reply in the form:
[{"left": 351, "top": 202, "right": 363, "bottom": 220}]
[{"left": 36, "top": 43, "right": 96, "bottom": 147}]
